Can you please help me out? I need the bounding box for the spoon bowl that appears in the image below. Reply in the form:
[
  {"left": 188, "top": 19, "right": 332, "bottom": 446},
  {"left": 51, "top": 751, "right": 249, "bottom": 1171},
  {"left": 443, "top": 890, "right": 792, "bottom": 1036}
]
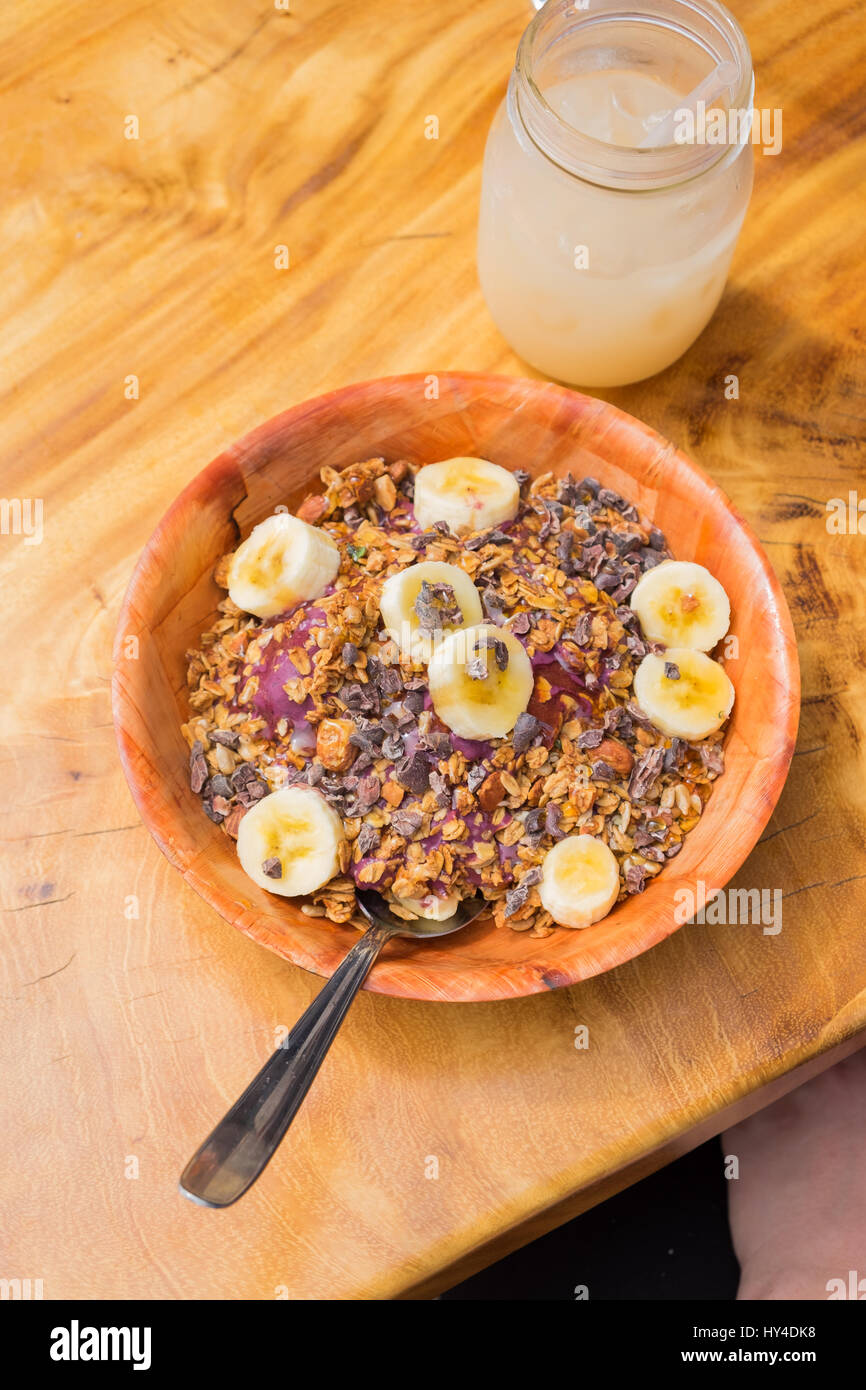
[{"left": 356, "top": 889, "right": 486, "bottom": 938}]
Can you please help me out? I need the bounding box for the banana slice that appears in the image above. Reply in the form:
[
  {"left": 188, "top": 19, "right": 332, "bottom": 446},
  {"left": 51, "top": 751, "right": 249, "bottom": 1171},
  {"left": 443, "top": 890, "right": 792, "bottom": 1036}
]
[
  {"left": 379, "top": 560, "right": 483, "bottom": 658},
  {"left": 539, "top": 834, "right": 621, "bottom": 930},
  {"left": 630, "top": 560, "right": 730, "bottom": 651},
  {"left": 228, "top": 512, "right": 340, "bottom": 619},
  {"left": 633, "top": 648, "right": 734, "bottom": 740},
  {"left": 428, "top": 623, "right": 534, "bottom": 740},
  {"left": 236, "top": 786, "right": 344, "bottom": 896},
  {"left": 393, "top": 890, "right": 462, "bottom": 921},
  {"left": 413, "top": 457, "right": 520, "bottom": 535}
]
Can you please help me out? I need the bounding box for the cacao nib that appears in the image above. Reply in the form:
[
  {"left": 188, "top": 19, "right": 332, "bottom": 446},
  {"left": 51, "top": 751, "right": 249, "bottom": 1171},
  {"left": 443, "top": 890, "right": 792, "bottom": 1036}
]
[
  {"left": 339, "top": 680, "right": 380, "bottom": 716},
  {"left": 578, "top": 728, "right": 604, "bottom": 750},
  {"left": 545, "top": 801, "right": 565, "bottom": 840},
  {"left": 354, "top": 773, "right": 381, "bottom": 809},
  {"left": 512, "top": 711, "right": 541, "bottom": 754},
  {"left": 378, "top": 667, "right": 404, "bottom": 697},
  {"left": 625, "top": 701, "right": 658, "bottom": 732},
  {"left": 236, "top": 778, "right": 268, "bottom": 806},
  {"left": 557, "top": 473, "right": 579, "bottom": 507},
  {"left": 402, "top": 689, "right": 426, "bottom": 714},
  {"left": 625, "top": 864, "right": 648, "bottom": 894},
  {"left": 210, "top": 729, "right": 239, "bottom": 749},
  {"left": 429, "top": 771, "right": 451, "bottom": 808},
  {"left": 349, "top": 719, "right": 385, "bottom": 751},
  {"left": 414, "top": 579, "right": 462, "bottom": 631},
  {"left": 381, "top": 733, "right": 404, "bottom": 760},
  {"left": 628, "top": 746, "right": 665, "bottom": 800},
  {"left": 639, "top": 548, "right": 665, "bottom": 571},
  {"left": 700, "top": 743, "right": 725, "bottom": 775},
  {"left": 482, "top": 589, "right": 505, "bottom": 623},
  {"left": 466, "top": 764, "right": 487, "bottom": 793},
  {"left": 557, "top": 531, "right": 575, "bottom": 574},
  {"left": 491, "top": 636, "right": 509, "bottom": 671},
  {"left": 610, "top": 577, "right": 638, "bottom": 602},
  {"left": 594, "top": 571, "right": 621, "bottom": 592},
  {"left": 391, "top": 809, "right": 422, "bottom": 838},
  {"left": 355, "top": 824, "right": 380, "bottom": 858},
  {"left": 504, "top": 885, "right": 529, "bottom": 917},
  {"left": 394, "top": 751, "right": 430, "bottom": 795},
  {"left": 422, "top": 729, "right": 453, "bottom": 758},
  {"left": 189, "top": 741, "right": 208, "bottom": 794},
  {"left": 583, "top": 544, "right": 606, "bottom": 578},
  {"left": 663, "top": 738, "right": 685, "bottom": 772}
]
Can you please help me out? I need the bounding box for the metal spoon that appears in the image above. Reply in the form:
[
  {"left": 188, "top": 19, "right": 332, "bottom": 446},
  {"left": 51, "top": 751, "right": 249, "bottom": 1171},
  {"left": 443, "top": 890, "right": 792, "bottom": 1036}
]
[{"left": 179, "top": 890, "right": 485, "bottom": 1208}]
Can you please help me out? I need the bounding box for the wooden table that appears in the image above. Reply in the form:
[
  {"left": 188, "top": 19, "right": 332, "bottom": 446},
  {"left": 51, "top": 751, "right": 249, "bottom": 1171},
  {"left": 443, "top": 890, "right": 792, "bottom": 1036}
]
[{"left": 3, "top": 0, "right": 864, "bottom": 1300}]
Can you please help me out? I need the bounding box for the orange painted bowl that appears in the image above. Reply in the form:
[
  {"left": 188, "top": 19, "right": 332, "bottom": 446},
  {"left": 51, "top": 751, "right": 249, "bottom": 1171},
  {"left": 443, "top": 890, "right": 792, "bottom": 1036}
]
[{"left": 112, "top": 373, "right": 799, "bottom": 1002}]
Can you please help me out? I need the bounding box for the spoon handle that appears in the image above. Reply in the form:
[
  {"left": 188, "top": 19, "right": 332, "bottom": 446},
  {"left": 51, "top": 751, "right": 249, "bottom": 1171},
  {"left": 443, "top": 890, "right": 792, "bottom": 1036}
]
[{"left": 179, "top": 920, "right": 393, "bottom": 1208}]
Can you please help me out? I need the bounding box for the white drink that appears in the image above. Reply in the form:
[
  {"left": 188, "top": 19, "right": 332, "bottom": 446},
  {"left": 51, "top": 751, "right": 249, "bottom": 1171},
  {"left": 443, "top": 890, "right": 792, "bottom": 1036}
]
[{"left": 477, "top": 2, "right": 754, "bottom": 388}]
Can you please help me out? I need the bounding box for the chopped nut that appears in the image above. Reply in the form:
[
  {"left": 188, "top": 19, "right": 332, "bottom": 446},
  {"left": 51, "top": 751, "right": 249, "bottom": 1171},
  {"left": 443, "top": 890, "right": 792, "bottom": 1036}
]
[
  {"left": 478, "top": 770, "right": 505, "bottom": 813},
  {"left": 454, "top": 786, "right": 475, "bottom": 815},
  {"left": 374, "top": 474, "right": 397, "bottom": 511},
  {"left": 387, "top": 458, "right": 409, "bottom": 484},
  {"left": 223, "top": 805, "right": 245, "bottom": 839},
  {"left": 594, "top": 738, "right": 634, "bottom": 777},
  {"left": 296, "top": 494, "right": 329, "bottom": 525},
  {"left": 382, "top": 779, "right": 405, "bottom": 807},
  {"left": 213, "top": 743, "right": 236, "bottom": 775},
  {"left": 316, "top": 717, "right": 357, "bottom": 771}
]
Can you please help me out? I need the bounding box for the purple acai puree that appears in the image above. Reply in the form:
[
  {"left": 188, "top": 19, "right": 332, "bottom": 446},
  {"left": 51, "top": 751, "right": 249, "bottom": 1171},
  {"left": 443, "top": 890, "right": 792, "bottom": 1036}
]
[
  {"left": 533, "top": 649, "right": 594, "bottom": 708},
  {"left": 420, "top": 692, "right": 494, "bottom": 762},
  {"left": 241, "top": 604, "right": 328, "bottom": 739},
  {"left": 448, "top": 733, "right": 494, "bottom": 761}
]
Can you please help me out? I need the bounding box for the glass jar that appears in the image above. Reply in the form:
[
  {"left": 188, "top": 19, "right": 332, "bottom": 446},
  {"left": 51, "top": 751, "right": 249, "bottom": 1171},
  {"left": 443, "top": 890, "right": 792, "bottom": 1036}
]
[{"left": 477, "top": 0, "right": 754, "bottom": 388}]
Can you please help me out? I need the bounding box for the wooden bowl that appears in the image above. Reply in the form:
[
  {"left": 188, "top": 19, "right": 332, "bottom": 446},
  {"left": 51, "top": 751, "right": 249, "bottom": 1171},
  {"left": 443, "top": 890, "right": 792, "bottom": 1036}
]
[{"left": 112, "top": 373, "right": 799, "bottom": 1002}]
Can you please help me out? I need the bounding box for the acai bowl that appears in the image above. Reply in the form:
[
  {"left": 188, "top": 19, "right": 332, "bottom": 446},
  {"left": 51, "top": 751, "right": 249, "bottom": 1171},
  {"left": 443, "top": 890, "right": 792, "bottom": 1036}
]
[{"left": 113, "top": 374, "right": 799, "bottom": 1001}]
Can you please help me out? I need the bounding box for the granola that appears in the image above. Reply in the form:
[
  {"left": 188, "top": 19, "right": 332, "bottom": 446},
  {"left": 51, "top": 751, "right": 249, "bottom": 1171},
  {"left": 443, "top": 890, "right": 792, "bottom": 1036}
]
[{"left": 182, "top": 457, "right": 728, "bottom": 937}]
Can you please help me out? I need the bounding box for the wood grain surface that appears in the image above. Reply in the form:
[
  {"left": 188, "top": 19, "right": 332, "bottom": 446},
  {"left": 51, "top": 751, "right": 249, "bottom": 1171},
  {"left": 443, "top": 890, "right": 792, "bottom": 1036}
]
[{"left": 2, "top": 0, "right": 864, "bottom": 1300}]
